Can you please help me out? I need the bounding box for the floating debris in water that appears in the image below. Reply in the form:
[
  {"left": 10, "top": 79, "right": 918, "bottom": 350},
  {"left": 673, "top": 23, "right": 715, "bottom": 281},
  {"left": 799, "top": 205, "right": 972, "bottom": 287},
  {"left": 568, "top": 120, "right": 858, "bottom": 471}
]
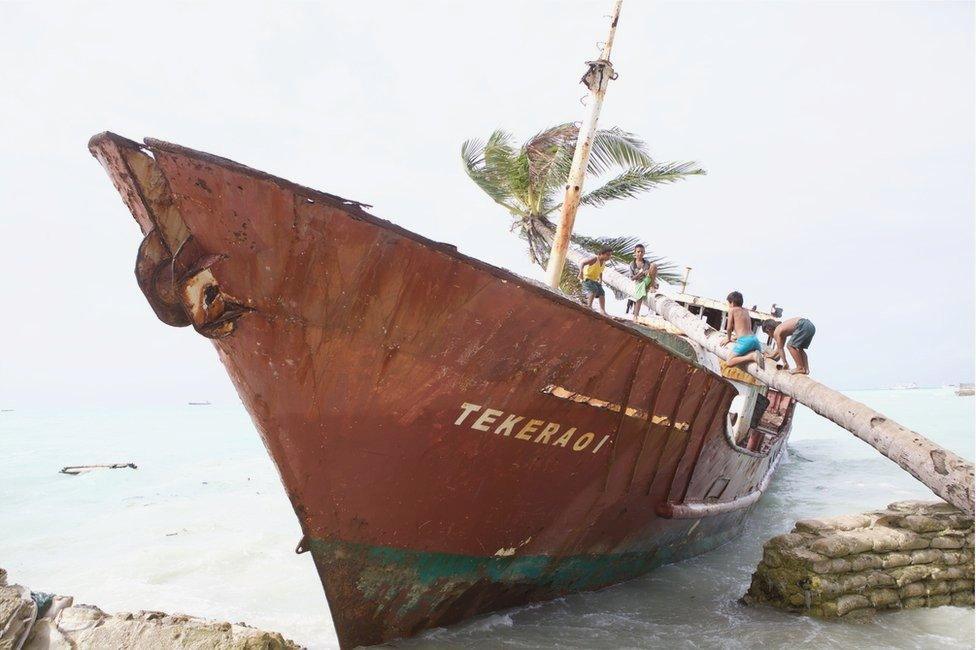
[{"left": 59, "top": 463, "right": 137, "bottom": 476}]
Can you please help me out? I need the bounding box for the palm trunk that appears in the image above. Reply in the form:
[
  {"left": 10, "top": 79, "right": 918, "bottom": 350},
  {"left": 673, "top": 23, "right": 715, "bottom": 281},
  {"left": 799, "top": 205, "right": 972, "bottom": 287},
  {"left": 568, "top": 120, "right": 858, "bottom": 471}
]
[
  {"left": 533, "top": 222, "right": 974, "bottom": 515},
  {"left": 648, "top": 293, "right": 974, "bottom": 515}
]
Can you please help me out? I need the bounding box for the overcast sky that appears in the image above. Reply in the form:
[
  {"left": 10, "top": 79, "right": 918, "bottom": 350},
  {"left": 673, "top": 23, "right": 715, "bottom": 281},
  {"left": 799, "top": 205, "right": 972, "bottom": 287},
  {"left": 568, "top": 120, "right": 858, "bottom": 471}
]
[{"left": 0, "top": 1, "right": 972, "bottom": 408}]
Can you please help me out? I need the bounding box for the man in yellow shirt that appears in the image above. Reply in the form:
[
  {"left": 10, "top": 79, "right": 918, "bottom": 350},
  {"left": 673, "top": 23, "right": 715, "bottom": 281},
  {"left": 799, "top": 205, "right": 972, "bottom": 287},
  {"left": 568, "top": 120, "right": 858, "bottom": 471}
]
[{"left": 578, "top": 248, "right": 614, "bottom": 315}]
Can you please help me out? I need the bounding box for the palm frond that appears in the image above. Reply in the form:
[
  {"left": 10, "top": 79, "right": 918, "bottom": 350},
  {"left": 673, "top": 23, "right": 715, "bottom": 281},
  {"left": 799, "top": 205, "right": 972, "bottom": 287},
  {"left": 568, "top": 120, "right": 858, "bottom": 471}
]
[
  {"left": 638, "top": 253, "right": 682, "bottom": 285},
  {"left": 558, "top": 261, "right": 586, "bottom": 303},
  {"left": 524, "top": 122, "right": 577, "bottom": 151},
  {"left": 579, "top": 162, "right": 706, "bottom": 208},
  {"left": 538, "top": 144, "right": 577, "bottom": 205},
  {"left": 524, "top": 123, "right": 577, "bottom": 213},
  {"left": 585, "top": 127, "right": 654, "bottom": 177},
  {"left": 570, "top": 233, "right": 638, "bottom": 301},
  {"left": 525, "top": 123, "right": 576, "bottom": 183},
  {"left": 508, "top": 151, "right": 532, "bottom": 205},
  {"left": 540, "top": 126, "right": 662, "bottom": 199},
  {"left": 482, "top": 129, "right": 517, "bottom": 170},
  {"left": 571, "top": 233, "right": 683, "bottom": 285},
  {"left": 461, "top": 133, "right": 520, "bottom": 213},
  {"left": 571, "top": 233, "right": 642, "bottom": 263}
]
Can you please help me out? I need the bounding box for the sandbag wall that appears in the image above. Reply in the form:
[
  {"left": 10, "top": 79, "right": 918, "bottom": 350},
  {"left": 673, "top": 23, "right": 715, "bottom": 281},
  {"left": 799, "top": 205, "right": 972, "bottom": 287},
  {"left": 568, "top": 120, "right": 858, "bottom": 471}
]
[{"left": 744, "top": 500, "right": 975, "bottom": 619}]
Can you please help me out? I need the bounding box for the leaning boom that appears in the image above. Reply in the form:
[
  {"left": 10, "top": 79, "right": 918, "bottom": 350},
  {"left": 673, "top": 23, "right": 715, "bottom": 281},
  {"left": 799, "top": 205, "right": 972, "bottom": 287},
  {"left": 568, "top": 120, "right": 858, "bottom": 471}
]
[
  {"left": 647, "top": 292, "right": 975, "bottom": 515},
  {"left": 538, "top": 225, "right": 974, "bottom": 515}
]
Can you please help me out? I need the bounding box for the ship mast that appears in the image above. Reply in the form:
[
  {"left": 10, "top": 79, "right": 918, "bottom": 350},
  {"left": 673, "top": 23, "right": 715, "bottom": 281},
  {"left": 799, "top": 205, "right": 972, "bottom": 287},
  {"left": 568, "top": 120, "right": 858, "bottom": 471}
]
[{"left": 544, "top": 0, "right": 624, "bottom": 289}]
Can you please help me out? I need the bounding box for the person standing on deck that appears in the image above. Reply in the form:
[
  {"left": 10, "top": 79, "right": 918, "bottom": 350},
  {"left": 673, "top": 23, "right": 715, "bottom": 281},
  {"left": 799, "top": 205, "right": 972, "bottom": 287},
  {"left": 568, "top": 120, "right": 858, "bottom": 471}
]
[
  {"left": 763, "top": 317, "right": 816, "bottom": 374},
  {"left": 629, "top": 244, "right": 658, "bottom": 321},
  {"left": 723, "top": 291, "right": 765, "bottom": 369},
  {"left": 578, "top": 248, "right": 614, "bottom": 315}
]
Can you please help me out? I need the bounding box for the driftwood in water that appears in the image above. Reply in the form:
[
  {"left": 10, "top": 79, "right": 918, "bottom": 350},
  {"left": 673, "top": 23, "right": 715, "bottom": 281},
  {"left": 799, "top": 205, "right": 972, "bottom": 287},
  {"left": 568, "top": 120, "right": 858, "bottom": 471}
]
[{"left": 59, "top": 463, "right": 137, "bottom": 476}]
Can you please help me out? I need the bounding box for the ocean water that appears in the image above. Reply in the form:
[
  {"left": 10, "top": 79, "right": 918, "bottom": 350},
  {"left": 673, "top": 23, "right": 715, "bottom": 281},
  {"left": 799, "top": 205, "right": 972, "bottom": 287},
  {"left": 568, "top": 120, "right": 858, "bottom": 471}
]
[{"left": 1, "top": 388, "right": 972, "bottom": 649}]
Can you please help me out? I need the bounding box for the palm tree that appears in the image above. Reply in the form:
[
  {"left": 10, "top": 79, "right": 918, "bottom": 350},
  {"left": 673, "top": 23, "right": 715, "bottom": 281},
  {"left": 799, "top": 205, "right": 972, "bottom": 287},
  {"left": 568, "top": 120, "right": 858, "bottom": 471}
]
[{"left": 461, "top": 123, "right": 704, "bottom": 299}]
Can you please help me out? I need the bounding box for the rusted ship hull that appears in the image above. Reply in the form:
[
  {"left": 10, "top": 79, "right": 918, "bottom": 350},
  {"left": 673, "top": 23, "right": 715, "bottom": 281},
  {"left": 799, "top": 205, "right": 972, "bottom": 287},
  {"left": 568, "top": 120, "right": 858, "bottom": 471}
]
[{"left": 90, "top": 133, "right": 793, "bottom": 648}]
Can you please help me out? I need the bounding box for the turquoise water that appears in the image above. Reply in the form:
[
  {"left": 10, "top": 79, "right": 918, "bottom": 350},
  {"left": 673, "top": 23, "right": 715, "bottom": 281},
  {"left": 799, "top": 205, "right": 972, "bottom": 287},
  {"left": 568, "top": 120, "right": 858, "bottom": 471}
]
[{"left": 1, "top": 389, "right": 972, "bottom": 648}]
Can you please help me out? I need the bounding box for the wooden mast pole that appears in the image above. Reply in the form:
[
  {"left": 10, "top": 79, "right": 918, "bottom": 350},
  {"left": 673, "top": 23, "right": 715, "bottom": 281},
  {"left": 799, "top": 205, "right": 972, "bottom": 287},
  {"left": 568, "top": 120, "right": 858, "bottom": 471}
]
[{"left": 544, "top": 0, "right": 624, "bottom": 289}]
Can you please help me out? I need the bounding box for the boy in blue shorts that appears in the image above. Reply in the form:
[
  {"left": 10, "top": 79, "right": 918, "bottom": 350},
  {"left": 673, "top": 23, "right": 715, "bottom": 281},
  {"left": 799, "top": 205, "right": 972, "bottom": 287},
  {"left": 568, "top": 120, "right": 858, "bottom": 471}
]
[{"left": 723, "top": 291, "right": 765, "bottom": 369}]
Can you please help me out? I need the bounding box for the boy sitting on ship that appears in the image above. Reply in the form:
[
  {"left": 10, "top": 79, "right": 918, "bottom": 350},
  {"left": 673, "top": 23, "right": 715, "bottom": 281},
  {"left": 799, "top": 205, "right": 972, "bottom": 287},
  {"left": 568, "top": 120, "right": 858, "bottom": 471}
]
[
  {"left": 762, "top": 317, "right": 816, "bottom": 375},
  {"left": 578, "top": 248, "right": 614, "bottom": 315},
  {"left": 723, "top": 291, "right": 765, "bottom": 369}
]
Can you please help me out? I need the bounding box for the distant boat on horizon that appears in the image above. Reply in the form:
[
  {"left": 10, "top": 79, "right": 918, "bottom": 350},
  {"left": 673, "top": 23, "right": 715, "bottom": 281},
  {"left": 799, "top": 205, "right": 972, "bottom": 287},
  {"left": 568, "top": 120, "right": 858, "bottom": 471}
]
[
  {"left": 890, "top": 382, "right": 920, "bottom": 390},
  {"left": 188, "top": 401, "right": 212, "bottom": 406}
]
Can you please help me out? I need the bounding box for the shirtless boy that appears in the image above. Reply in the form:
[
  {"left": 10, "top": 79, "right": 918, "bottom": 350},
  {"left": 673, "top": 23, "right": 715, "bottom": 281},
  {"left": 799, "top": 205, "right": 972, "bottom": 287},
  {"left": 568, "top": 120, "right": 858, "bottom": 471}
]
[
  {"left": 724, "top": 291, "right": 764, "bottom": 369},
  {"left": 762, "top": 317, "right": 816, "bottom": 374}
]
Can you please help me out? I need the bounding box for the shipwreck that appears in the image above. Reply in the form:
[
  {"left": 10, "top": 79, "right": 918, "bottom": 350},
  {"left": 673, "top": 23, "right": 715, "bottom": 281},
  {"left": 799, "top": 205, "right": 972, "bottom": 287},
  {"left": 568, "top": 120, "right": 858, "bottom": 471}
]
[
  {"left": 89, "top": 129, "right": 797, "bottom": 647},
  {"left": 85, "top": 2, "right": 974, "bottom": 646}
]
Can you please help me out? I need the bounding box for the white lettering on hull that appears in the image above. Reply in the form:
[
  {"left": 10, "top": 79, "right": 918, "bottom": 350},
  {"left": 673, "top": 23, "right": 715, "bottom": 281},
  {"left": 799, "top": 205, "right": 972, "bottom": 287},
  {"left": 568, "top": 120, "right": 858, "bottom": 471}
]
[
  {"left": 452, "top": 392, "right": 691, "bottom": 455},
  {"left": 452, "top": 402, "right": 604, "bottom": 453}
]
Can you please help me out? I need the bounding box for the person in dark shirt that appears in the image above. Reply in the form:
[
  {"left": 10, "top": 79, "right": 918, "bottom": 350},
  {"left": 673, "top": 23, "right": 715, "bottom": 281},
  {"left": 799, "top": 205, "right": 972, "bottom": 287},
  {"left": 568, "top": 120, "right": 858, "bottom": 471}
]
[{"left": 629, "top": 244, "right": 657, "bottom": 321}]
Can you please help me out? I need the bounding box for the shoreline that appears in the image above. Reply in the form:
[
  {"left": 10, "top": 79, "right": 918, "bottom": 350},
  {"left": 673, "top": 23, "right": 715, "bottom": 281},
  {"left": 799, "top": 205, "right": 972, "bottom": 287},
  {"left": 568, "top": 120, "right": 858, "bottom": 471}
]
[{"left": 1, "top": 566, "right": 301, "bottom": 650}]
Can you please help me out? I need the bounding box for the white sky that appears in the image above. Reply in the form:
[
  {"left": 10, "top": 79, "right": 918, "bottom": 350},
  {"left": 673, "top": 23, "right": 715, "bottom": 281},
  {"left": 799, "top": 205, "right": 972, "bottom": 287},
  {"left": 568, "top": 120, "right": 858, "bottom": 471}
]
[{"left": 0, "top": 1, "right": 972, "bottom": 407}]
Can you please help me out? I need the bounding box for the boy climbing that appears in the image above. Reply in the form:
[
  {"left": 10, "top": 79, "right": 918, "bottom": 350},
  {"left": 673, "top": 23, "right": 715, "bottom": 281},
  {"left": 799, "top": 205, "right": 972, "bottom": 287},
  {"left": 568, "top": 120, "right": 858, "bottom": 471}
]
[
  {"left": 723, "top": 291, "right": 764, "bottom": 369},
  {"left": 762, "top": 317, "right": 816, "bottom": 374},
  {"left": 579, "top": 248, "right": 614, "bottom": 315}
]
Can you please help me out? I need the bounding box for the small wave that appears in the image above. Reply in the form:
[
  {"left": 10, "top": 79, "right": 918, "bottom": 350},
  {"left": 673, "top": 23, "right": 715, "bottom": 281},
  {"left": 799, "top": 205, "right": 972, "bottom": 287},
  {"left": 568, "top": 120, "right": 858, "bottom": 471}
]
[{"left": 466, "top": 612, "right": 515, "bottom": 632}]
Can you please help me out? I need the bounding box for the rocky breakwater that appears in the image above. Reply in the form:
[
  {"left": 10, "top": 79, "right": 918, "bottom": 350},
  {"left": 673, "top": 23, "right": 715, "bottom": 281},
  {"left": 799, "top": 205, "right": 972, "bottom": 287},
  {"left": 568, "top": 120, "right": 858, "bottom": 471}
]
[
  {"left": 744, "top": 500, "right": 975, "bottom": 620},
  {"left": 0, "top": 567, "right": 300, "bottom": 649}
]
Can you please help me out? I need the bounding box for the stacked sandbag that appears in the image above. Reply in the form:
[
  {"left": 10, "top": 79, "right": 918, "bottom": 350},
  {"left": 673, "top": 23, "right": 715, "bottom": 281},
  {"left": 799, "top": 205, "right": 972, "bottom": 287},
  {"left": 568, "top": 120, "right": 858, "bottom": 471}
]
[{"left": 744, "top": 500, "right": 975, "bottom": 620}]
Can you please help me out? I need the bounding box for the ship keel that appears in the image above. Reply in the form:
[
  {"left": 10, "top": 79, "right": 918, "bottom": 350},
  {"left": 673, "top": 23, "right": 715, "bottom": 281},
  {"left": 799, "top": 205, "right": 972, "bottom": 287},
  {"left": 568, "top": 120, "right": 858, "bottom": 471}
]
[{"left": 309, "top": 520, "right": 745, "bottom": 648}]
